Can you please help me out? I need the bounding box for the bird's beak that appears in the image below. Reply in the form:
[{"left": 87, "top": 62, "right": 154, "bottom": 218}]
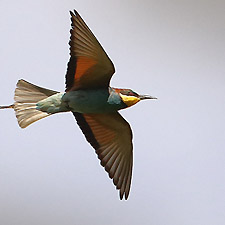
[{"left": 139, "top": 95, "right": 157, "bottom": 100}]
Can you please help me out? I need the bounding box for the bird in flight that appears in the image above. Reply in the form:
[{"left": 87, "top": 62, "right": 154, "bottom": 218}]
[{"left": 0, "top": 10, "right": 156, "bottom": 200}]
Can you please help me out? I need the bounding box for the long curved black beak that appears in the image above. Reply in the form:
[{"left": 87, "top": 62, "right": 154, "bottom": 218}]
[{"left": 139, "top": 95, "right": 157, "bottom": 100}]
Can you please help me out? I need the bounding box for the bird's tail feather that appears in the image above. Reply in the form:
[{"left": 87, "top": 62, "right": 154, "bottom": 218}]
[
  {"left": 0, "top": 104, "right": 14, "bottom": 109},
  {"left": 0, "top": 79, "right": 59, "bottom": 128}
]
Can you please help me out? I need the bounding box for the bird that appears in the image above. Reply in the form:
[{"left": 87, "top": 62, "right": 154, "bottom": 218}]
[{"left": 0, "top": 10, "right": 156, "bottom": 200}]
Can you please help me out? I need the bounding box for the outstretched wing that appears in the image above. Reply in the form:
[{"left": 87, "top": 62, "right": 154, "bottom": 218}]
[
  {"left": 65, "top": 10, "right": 115, "bottom": 91},
  {"left": 73, "top": 112, "right": 133, "bottom": 200}
]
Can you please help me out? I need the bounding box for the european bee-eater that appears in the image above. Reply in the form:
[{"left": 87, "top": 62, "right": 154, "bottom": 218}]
[{"left": 0, "top": 10, "right": 156, "bottom": 200}]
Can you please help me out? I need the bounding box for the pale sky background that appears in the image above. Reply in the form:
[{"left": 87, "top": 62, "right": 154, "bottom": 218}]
[{"left": 0, "top": 0, "right": 225, "bottom": 224}]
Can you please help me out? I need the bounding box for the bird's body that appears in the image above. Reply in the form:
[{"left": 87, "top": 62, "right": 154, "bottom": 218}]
[
  {"left": 0, "top": 10, "right": 156, "bottom": 200},
  {"left": 36, "top": 88, "right": 128, "bottom": 114}
]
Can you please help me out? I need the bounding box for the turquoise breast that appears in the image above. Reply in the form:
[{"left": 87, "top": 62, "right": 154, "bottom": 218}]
[{"left": 62, "top": 88, "right": 127, "bottom": 114}]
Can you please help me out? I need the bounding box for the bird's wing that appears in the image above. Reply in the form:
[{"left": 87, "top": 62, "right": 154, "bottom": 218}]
[
  {"left": 73, "top": 112, "right": 133, "bottom": 200},
  {"left": 65, "top": 10, "right": 115, "bottom": 91}
]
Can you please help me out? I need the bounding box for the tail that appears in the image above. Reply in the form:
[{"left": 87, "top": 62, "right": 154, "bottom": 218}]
[
  {"left": 1, "top": 79, "right": 59, "bottom": 128},
  {"left": 0, "top": 105, "right": 14, "bottom": 109}
]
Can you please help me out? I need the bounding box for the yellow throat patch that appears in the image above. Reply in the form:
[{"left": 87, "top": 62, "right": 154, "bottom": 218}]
[{"left": 119, "top": 93, "right": 140, "bottom": 107}]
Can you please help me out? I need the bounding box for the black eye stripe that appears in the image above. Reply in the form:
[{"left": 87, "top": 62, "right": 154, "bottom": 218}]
[{"left": 120, "top": 90, "right": 139, "bottom": 97}]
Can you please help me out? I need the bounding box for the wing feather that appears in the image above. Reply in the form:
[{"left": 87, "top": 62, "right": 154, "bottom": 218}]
[
  {"left": 73, "top": 112, "right": 133, "bottom": 200},
  {"left": 65, "top": 10, "right": 115, "bottom": 91}
]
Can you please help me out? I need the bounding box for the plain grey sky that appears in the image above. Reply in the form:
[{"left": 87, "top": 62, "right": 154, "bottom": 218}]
[{"left": 0, "top": 0, "right": 225, "bottom": 224}]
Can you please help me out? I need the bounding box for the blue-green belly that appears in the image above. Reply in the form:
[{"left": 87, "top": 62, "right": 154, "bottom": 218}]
[{"left": 62, "top": 89, "right": 127, "bottom": 114}]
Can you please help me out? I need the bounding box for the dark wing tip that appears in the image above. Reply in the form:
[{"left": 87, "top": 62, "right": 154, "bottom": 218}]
[
  {"left": 70, "top": 9, "right": 79, "bottom": 16},
  {"left": 120, "top": 192, "right": 123, "bottom": 200},
  {"left": 120, "top": 191, "right": 128, "bottom": 200},
  {"left": 119, "top": 189, "right": 129, "bottom": 200},
  {"left": 73, "top": 9, "right": 79, "bottom": 15}
]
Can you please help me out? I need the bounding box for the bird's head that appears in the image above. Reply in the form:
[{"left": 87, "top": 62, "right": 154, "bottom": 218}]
[{"left": 115, "top": 88, "right": 157, "bottom": 107}]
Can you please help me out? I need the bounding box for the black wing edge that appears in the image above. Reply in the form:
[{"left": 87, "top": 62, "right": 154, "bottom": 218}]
[{"left": 72, "top": 112, "right": 100, "bottom": 149}]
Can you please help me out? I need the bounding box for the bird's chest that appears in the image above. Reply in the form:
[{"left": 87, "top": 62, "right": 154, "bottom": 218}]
[{"left": 62, "top": 89, "right": 126, "bottom": 113}]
